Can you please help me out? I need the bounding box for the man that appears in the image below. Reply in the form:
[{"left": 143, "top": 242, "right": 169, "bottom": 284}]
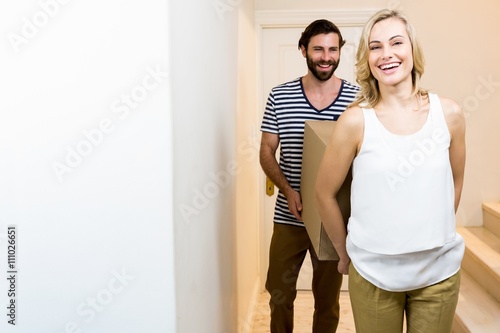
[{"left": 259, "top": 19, "right": 359, "bottom": 332}]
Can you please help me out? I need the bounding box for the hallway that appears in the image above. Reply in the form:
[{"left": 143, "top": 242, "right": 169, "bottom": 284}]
[{"left": 251, "top": 290, "right": 355, "bottom": 332}]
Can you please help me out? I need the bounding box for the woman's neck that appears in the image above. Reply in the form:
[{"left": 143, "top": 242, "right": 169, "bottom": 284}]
[{"left": 377, "top": 80, "right": 416, "bottom": 111}]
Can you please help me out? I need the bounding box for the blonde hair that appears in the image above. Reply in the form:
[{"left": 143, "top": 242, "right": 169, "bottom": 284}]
[{"left": 352, "top": 9, "right": 427, "bottom": 108}]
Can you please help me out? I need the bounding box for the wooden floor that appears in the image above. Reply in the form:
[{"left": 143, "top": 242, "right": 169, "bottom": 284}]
[{"left": 251, "top": 290, "right": 355, "bottom": 333}]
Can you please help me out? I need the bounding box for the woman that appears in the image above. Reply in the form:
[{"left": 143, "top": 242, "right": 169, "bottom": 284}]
[{"left": 315, "top": 9, "right": 466, "bottom": 333}]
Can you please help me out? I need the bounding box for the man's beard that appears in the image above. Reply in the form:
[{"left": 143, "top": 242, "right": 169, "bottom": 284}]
[{"left": 306, "top": 54, "right": 339, "bottom": 81}]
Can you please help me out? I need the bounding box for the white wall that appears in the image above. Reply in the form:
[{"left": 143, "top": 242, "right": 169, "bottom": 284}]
[
  {"left": 170, "top": 0, "right": 240, "bottom": 332},
  {"left": 402, "top": 0, "right": 500, "bottom": 226},
  {"left": 235, "top": 2, "right": 261, "bottom": 332},
  {"left": 0, "top": 1, "right": 175, "bottom": 332}
]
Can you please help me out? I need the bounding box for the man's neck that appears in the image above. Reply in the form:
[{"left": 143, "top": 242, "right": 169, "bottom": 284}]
[
  {"left": 302, "top": 73, "right": 341, "bottom": 94},
  {"left": 301, "top": 74, "right": 342, "bottom": 110}
]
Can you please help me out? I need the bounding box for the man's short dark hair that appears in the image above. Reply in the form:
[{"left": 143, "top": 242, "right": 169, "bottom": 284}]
[{"left": 298, "top": 19, "right": 346, "bottom": 50}]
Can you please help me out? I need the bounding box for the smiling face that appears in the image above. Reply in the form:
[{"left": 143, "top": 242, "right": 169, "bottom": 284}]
[
  {"left": 302, "top": 33, "right": 340, "bottom": 82},
  {"left": 368, "top": 17, "right": 413, "bottom": 88}
]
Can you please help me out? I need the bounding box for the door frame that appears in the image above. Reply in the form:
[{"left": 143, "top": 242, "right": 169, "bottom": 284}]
[{"left": 255, "top": 9, "right": 376, "bottom": 289}]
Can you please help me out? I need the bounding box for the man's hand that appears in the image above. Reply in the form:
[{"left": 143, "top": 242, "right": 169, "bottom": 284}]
[{"left": 284, "top": 188, "right": 303, "bottom": 221}]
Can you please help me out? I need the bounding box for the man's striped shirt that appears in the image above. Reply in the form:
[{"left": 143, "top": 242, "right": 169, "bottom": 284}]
[{"left": 260, "top": 77, "right": 359, "bottom": 227}]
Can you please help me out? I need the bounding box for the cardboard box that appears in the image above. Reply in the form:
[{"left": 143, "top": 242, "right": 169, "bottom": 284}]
[{"left": 301, "top": 120, "right": 352, "bottom": 260}]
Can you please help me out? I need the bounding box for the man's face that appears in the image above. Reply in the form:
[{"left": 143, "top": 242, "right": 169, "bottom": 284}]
[{"left": 303, "top": 33, "right": 341, "bottom": 81}]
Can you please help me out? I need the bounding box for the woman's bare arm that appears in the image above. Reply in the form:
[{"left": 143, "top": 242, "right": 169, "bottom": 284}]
[{"left": 316, "top": 107, "right": 364, "bottom": 274}]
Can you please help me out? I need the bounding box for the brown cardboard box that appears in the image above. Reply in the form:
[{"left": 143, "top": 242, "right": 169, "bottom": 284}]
[{"left": 300, "top": 120, "right": 351, "bottom": 260}]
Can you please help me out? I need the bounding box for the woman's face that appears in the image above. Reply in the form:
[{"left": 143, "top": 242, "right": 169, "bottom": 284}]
[{"left": 368, "top": 17, "right": 413, "bottom": 89}]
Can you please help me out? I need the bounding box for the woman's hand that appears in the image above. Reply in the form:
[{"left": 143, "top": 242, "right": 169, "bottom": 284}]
[{"left": 338, "top": 257, "right": 350, "bottom": 275}]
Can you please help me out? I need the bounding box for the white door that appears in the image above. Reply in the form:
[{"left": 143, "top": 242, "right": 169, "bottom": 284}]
[{"left": 260, "top": 24, "right": 361, "bottom": 291}]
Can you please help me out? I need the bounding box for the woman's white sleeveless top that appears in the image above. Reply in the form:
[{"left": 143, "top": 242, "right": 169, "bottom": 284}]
[{"left": 347, "top": 93, "right": 464, "bottom": 291}]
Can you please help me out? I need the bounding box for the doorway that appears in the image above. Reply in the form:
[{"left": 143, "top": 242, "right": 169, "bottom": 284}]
[{"left": 256, "top": 10, "right": 373, "bottom": 291}]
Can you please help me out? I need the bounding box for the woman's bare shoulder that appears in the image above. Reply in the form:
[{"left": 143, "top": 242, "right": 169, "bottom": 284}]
[
  {"left": 437, "top": 95, "right": 465, "bottom": 130},
  {"left": 438, "top": 96, "right": 463, "bottom": 116},
  {"left": 338, "top": 105, "right": 364, "bottom": 129},
  {"left": 332, "top": 105, "right": 365, "bottom": 147}
]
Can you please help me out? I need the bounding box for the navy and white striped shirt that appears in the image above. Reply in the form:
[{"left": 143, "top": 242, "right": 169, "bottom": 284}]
[{"left": 261, "top": 77, "right": 359, "bottom": 227}]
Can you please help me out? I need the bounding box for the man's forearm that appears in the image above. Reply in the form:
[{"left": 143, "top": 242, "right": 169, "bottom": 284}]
[{"left": 260, "top": 152, "right": 293, "bottom": 196}]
